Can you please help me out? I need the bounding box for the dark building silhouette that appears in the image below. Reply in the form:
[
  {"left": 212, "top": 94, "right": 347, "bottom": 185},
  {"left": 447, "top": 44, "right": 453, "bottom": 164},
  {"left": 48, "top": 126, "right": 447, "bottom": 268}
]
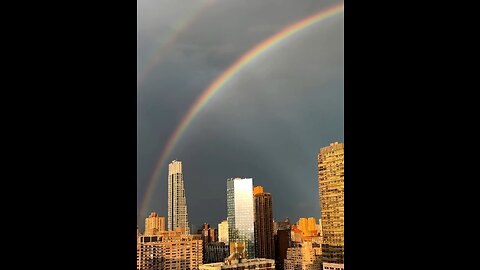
[
  {"left": 198, "top": 223, "right": 218, "bottom": 263},
  {"left": 204, "top": 242, "right": 230, "bottom": 263},
  {"left": 274, "top": 218, "right": 291, "bottom": 270},
  {"left": 254, "top": 186, "right": 275, "bottom": 259},
  {"left": 273, "top": 217, "right": 291, "bottom": 235},
  {"left": 199, "top": 223, "right": 217, "bottom": 243}
]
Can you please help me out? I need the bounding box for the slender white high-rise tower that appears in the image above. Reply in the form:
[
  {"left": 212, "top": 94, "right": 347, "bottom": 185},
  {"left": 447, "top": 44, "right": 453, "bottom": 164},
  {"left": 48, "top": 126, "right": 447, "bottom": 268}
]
[{"left": 168, "top": 160, "right": 190, "bottom": 234}]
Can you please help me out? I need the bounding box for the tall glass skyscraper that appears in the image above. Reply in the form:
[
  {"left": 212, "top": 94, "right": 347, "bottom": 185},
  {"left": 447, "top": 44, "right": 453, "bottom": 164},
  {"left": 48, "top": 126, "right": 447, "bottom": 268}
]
[
  {"left": 227, "top": 177, "right": 255, "bottom": 258},
  {"left": 168, "top": 160, "right": 190, "bottom": 234}
]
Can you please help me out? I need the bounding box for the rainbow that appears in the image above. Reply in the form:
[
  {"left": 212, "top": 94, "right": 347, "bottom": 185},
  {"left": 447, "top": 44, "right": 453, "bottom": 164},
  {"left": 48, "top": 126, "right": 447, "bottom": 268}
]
[
  {"left": 138, "top": 0, "right": 216, "bottom": 89},
  {"left": 139, "top": 2, "right": 344, "bottom": 222}
]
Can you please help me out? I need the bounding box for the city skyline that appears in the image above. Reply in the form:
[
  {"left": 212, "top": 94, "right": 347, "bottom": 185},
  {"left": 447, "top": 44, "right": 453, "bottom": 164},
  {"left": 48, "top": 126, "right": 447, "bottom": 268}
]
[
  {"left": 138, "top": 151, "right": 341, "bottom": 233},
  {"left": 138, "top": 144, "right": 343, "bottom": 270},
  {"left": 137, "top": 0, "right": 344, "bottom": 231}
]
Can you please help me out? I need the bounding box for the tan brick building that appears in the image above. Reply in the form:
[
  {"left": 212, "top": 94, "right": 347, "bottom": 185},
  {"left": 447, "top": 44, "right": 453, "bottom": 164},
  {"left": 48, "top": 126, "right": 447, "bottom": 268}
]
[
  {"left": 145, "top": 212, "right": 166, "bottom": 235},
  {"left": 284, "top": 242, "right": 322, "bottom": 270},
  {"left": 137, "top": 232, "right": 203, "bottom": 270}
]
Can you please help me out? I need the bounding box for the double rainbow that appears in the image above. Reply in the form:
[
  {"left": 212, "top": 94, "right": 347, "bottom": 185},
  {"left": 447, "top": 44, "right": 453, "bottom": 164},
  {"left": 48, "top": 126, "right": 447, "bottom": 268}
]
[{"left": 139, "top": 2, "right": 344, "bottom": 221}]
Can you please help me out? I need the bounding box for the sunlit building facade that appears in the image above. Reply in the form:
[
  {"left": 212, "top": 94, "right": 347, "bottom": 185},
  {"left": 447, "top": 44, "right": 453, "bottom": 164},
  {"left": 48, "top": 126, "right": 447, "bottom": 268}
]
[
  {"left": 227, "top": 177, "right": 255, "bottom": 259},
  {"left": 284, "top": 242, "right": 322, "bottom": 270},
  {"left": 199, "top": 259, "right": 274, "bottom": 270},
  {"left": 218, "top": 220, "right": 229, "bottom": 244},
  {"left": 318, "top": 142, "right": 344, "bottom": 267},
  {"left": 145, "top": 211, "right": 166, "bottom": 235},
  {"left": 168, "top": 160, "right": 190, "bottom": 234},
  {"left": 137, "top": 232, "right": 203, "bottom": 270},
  {"left": 322, "top": 263, "right": 344, "bottom": 270},
  {"left": 290, "top": 224, "right": 303, "bottom": 243},
  {"left": 297, "top": 217, "right": 318, "bottom": 237},
  {"left": 200, "top": 245, "right": 274, "bottom": 270},
  {"left": 293, "top": 217, "right": 320, "bottom": 243}
]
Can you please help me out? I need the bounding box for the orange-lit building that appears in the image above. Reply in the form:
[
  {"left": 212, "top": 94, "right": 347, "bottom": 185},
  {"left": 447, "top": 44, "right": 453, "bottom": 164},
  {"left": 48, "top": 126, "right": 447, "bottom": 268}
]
[
  {"left": 318, "top": 142, "right": 344, "bottom": 269},
  {"left": 291, "top": 224, "right": 303, "bottom": 243},
  {"left": 137, "top": 231, "right": 203, "bottom": 270},
  {"left": 145, "top": 211, "right": 166, "bottom": 235},
  {"left": 291, "top": 218, "right": 321, "bottom": 243}
]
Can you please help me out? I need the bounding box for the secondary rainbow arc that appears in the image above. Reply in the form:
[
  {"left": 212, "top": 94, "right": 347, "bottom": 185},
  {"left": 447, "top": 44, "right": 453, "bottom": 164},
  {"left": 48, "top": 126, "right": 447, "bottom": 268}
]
[
  {"left": 139, "top": 2, "right": 344, "bottom": 222},
  {"left": 138, "top": 0, "right": 216, "bottom": 89}
]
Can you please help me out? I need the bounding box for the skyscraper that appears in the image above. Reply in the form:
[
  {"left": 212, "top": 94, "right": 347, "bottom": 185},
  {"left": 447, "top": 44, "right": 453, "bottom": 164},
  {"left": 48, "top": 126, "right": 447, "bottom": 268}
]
[
  {"left": 145, "top": 211, "right": 165, "bottom": 235},
  {"left": 318, "top": 142, "right": 344, "bottom": 269},
  {"left": 168, "top": 160, "right": 190, "bottom": 234},
  {"left": 218, "top": 220, "right": 229, "bottom": 244},
  {"left": 253, "top": 186, "right": 274, "bottom": 259},
  {"left": 227, "top": 177, "right": 255, "bottom": 259}
]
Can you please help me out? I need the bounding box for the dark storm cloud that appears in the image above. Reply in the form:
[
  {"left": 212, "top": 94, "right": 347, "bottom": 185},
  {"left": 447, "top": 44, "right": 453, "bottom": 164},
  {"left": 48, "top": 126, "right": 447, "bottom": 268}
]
[{"left": 137, "top": 0, "right": 344, "bottom": 230}]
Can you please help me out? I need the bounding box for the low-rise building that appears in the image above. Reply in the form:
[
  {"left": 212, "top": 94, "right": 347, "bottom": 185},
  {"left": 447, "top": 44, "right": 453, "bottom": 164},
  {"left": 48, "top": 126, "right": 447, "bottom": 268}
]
[
  {"left": 137, "top": 232, "right": 203, "bottom": 270},
  {"left": 200, "top": 243, "right": 274, "bottom": 270},
  {"left": 322, "top": 262, "right": 344, "bottom": 270},
  {"left": 204, "top": 242, "right": 229, "bottom": 263},
  {"left": 284, "top": 242, "right": 321, "bottom": 270}
]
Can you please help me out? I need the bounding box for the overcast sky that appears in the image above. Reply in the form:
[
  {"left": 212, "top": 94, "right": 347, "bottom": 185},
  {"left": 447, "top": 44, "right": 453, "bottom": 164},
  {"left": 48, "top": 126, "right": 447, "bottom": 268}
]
[{"left": 137, "top": 0, "right": 343, "bottom": 232}]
